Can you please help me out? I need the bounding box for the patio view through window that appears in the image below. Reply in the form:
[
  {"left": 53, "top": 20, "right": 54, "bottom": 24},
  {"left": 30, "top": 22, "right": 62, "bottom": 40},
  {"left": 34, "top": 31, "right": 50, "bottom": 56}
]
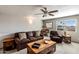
[{"left": 56, "top": 19, "right": 76, "bottom": 31}]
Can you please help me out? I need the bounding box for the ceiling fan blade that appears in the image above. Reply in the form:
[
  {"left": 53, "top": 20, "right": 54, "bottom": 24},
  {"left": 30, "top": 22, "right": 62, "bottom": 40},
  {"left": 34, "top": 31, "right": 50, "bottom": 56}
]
[
  {"left": 40, "top": 9, "right": 46, "bottom": 13},
  {"left": 48, "top": 10, "right": 58, "bottom": 13},
  {"left": 34, "top": 13, "right": 43, "bottom": 15},
  {"left": 43, "top": 7, "right": 47, "bottom": 10},
  {"left": 49, "top": 13, "right": 54, "bottom": 16}
]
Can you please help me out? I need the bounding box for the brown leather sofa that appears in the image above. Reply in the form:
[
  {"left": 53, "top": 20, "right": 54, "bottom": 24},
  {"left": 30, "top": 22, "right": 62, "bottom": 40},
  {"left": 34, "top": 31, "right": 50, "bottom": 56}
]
[
  {"left": 14, "top": 31, "right": 43, "bottom": 51},
  {"left": 27, "top": 31, "right": 43, "bottom": 40}
]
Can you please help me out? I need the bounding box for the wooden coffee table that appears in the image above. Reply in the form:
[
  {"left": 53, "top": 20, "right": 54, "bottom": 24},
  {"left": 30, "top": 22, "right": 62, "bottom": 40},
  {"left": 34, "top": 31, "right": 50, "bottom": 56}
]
[{"left": 27, "top": 39, "right": 56, "bottom": 54}]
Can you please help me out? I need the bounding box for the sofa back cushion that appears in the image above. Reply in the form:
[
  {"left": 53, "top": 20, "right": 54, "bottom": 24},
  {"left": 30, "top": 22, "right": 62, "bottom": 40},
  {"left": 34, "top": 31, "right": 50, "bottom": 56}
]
[
  {"left": 18, "top": 32, "right": 27, "bottom": 40},
  {"left": 26, "top": 32, "right": 33, "bottom": 38},
  {"left": 36, "top": 31, "right": 40, "bottom": 37},
  {"left": 29, "top": 32, "right": 33, "bottom": 36},
  {"left": 50, "top": 31, "right": 59, "bottom": 36}
]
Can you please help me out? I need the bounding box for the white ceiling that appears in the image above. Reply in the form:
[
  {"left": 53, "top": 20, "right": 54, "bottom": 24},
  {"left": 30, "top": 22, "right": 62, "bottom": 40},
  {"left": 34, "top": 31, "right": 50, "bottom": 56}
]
[
  {"left": 42, "top": 5, "right": 79, "bottom": 19},
  {"left": 0, "top": 5, "right": 42, "bottom": 16},
  {"left": 0, "top": 5, "right": 79, "bottom": 18}
]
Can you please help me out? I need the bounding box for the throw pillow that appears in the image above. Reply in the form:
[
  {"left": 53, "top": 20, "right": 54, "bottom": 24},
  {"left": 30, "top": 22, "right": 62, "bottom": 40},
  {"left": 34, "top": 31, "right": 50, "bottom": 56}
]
[
  {"left": 18, "top": 32, "right": 27, "bottom": 40},
  {"left": 36, "top": 31, "right": 40, "bottom": 37},
  {"left": 28, "top": 32, "right": 33, "bottom": 37}
]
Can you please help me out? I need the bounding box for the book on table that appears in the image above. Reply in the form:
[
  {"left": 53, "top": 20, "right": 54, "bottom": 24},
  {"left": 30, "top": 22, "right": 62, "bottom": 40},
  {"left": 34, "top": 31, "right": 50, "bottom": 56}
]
[{"left": 32, "top": 43, "right": 40, "bottom": 49}]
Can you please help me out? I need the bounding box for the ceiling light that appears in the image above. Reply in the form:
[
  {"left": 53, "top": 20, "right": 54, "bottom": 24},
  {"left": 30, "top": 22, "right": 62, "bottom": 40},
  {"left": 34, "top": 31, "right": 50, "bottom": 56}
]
[{"left": 24, "top": 16, "right": 35, "bottom": 24}]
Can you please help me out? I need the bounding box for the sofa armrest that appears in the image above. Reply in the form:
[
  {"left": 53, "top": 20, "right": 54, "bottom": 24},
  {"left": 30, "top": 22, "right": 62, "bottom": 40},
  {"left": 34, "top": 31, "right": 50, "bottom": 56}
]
[
  {"left": 21, "top": 38, "right": 30, "bottom": 43},
  {"left": 58, "top": 36, "right": 63, "bottom": 39},
  {"left": 50, "top": 35, "right": 53, "bottom": 37},
  {"left": 15, "top": 37, "right": 20, "bottom": 44},
  {"left": 36, "top": 36, "right": 43, "bottom": 40}
]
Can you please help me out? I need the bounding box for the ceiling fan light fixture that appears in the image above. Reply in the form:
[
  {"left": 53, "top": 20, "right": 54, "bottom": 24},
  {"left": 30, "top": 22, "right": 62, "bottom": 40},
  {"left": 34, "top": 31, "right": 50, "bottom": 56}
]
[{"left": 35, "top": 7, "right": 58, "bottom": 17}]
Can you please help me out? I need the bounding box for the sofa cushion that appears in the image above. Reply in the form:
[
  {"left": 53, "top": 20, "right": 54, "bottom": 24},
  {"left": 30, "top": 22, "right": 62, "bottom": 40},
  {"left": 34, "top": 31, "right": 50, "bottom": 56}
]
[
  {"left": 20, "top": 38, "right": 30, "bottom": 44},
  {"left": 50, "top": 31, "right": 59, "bottom": 36},
  {"left": 36, "top": 31, "right": 40, "bottom": 37},
  {"left": 53, "top": 36, "right": 60, "bottom": 39},
  {"left": 29, "top": 37, "right": 37, "bottom": 41},
  {"left": 27, "top": 32, "right": 33, "bottom": 37},
  {"left": 18, "top": 32, "right": 27, "bottom": 40}
]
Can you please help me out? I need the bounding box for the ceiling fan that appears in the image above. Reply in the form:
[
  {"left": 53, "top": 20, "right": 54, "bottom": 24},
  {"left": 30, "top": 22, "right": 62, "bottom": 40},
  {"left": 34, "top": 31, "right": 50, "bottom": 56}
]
[{"left": 35, "top": 7, "right": 58, "bottom": 17}]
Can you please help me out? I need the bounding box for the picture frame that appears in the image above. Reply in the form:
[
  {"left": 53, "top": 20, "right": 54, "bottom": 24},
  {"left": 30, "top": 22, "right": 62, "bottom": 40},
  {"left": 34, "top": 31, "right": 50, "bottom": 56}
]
[{"left": 46, "top": 22, "right": 53, "bottom": 29}]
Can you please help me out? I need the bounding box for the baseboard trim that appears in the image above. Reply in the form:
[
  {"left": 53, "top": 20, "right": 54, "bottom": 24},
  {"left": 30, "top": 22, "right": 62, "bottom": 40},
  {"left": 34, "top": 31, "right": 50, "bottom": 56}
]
[{"left": 72, "top": 41, "right": 79, "bottom": 43}]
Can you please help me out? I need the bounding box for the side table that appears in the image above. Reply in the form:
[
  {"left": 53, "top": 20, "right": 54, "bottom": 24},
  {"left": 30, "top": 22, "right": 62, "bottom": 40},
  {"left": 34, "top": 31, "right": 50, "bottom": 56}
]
[
  {"left": 63, "top": 36, "right": 71, "bottom": 44},
  {"left": 3, "top": 38, "right": 15, "bottom": 53}
]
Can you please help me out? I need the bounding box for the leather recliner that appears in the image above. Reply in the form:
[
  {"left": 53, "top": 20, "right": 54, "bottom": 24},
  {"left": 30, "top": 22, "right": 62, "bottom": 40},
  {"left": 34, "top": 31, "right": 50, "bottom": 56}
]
[{"left": 50, "top": 31, "right": 63, "bottom": 43}]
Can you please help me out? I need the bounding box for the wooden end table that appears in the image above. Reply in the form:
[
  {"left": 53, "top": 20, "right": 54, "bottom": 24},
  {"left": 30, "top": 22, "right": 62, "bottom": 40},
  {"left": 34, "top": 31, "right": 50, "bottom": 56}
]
[
  {"left": 63, "top": 36, "right": 71, "bottom": 43},
  {"left": 27, "top": 39, "right": 56, "bottom": 54},
  {"left": 3, "top": 38, "right": 15, "bottom": 53}
]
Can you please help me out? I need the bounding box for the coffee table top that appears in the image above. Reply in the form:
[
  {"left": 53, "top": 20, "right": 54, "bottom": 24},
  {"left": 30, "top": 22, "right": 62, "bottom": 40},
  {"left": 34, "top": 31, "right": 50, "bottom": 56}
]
[{"left": 27, "top": 39, "right": 56, "bottom": 54}]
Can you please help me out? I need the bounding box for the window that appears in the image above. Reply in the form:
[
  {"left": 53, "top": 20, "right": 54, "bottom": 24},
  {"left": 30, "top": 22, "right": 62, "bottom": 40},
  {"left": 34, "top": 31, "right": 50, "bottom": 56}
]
[{"left": 56, "top": 19, "right": 76, "bottom": 31}]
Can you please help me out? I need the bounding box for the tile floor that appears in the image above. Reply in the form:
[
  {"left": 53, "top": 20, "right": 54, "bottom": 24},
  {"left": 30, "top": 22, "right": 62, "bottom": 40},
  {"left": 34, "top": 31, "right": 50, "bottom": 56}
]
[{"left": 0, "top": 42, "right": 79, "bottom": 54}]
